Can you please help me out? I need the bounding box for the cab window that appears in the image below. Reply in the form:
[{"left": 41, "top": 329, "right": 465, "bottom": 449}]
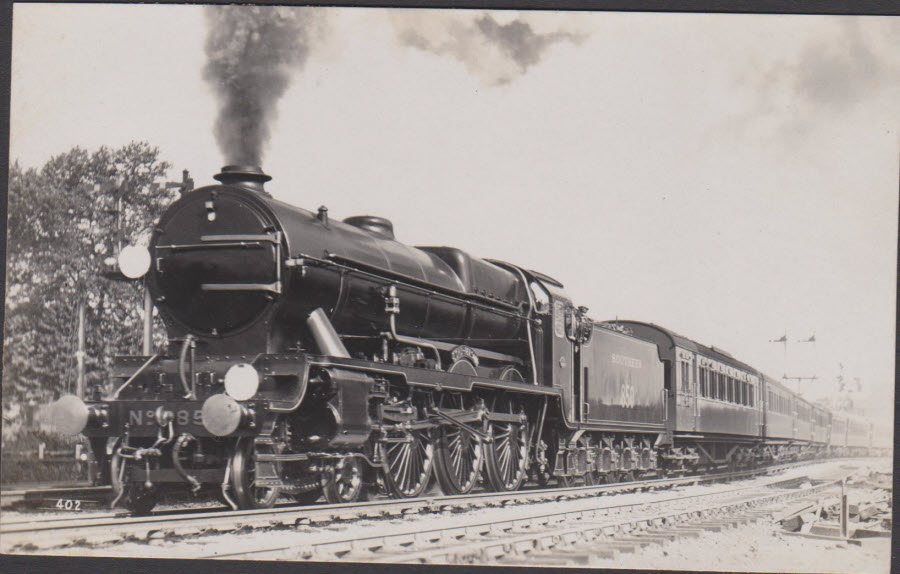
[{"left": 530, "top": 281, "right": 550, "bottom": 314}]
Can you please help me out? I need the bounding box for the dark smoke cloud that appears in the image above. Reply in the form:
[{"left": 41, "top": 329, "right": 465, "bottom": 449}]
[
  {"left": 792, "top": 20, "right": 897, "bottom": 111},
  {"left": 393, "top": 13, "right": 585, "bottom": 86},
  {"left": 203, "top": 6, "right": 324, "bottom": 165}
]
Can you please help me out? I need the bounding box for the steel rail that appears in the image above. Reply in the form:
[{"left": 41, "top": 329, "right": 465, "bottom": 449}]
[
  {"left": 0, "top": 458, "right": 864, "bottom": 552},
  {"left": 204, "top": 468, "right": 858, "bottom": 562}
]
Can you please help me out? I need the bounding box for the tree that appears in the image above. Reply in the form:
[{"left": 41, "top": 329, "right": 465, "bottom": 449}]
[{"left": 3, "top": 143, "right": 177, "bottom": 423}]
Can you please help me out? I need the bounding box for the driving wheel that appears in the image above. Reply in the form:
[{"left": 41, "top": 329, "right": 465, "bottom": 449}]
[
  {"left": 433, "top": 386, "right": 484, "bottom": 495},
  {"left": 381, "top": 427, "right": 434, "bottom": 498},
  {"left": 483, "top": 395, "right": 528, "bottom": 492}
]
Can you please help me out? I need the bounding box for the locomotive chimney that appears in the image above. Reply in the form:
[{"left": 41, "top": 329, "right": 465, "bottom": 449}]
[{"left": 213, "top": 165, "right": 272, "bottom": 194}]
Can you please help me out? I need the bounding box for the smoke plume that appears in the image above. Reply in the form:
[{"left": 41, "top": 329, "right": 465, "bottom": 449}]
[
  {"left": 392, "top": 12, "right": 585, "bottom": 86},
  {"left": 792, "top": 20, "right": 897, "bottom": 111},
  {"left": 203, "top": 6, "right": 324, "bottom": 165}
]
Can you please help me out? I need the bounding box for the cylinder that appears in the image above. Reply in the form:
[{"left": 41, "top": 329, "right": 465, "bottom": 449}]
[{"left": 307, "top": 308, "right": 351, "bottom": 358}]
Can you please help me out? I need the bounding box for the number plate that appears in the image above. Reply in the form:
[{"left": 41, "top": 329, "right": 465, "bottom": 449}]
[{"left": 128, "top": 407, "right": 204, "bottom": 428}]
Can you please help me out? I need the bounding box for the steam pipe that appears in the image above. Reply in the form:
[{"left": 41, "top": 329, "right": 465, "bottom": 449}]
[
  {"left": 306, "top": 308, "right": 351, "bottom": 358},
  {"left": 178, "top": 335, "right": 195, "bottom": 399},
  {"left": 172, "top": 434, "right": 202, "bottom": 494},
  {"left": 385, "top": 285, "right": 442, "bottom": 370},
  {"left": 388, "top": 313, "right": 442, "bottom": 370}
]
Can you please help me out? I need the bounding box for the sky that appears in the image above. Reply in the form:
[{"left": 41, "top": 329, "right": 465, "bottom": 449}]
[{"left": 9, "top": 5, "right": 899, "bottom": 424}]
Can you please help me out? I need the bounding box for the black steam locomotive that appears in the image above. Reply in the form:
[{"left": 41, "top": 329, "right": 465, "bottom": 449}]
[{"left": 53, "top": 166, "right": 873, "bottom": 513}]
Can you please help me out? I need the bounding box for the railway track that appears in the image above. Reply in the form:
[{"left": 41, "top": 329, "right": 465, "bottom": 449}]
[
  {"left": 0, "top": 458, "right": 864, "bottom": 554},
  {"left": 208, "top": 466, "right": 865, "bottom": 564}
]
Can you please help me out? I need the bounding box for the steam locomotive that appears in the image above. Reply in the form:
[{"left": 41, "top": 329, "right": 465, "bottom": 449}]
[{"left": 53, "top": 166, "right": 875, "bottom": 514}]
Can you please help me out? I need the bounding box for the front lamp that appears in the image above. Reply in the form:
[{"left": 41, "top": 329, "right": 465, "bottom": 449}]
[
  {"left": 118, "top": 244, "right": 152, "bottom": 279},
  {"left": 224, "top": 363, "right": 260, "bottom": 401}
]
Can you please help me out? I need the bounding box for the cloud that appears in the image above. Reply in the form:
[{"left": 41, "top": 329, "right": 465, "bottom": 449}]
[
  {"left": 391, "top": 11, "right": 586, "bottom": 86},
  {"left": 792, "top": 19, "right": 896, "bottom": 111},
  {"left": 722, "top": 19, "right": 899, "bottom": 142}
]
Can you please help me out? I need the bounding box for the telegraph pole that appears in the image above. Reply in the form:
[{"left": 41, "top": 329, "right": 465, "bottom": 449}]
[{"left": 103, "top": 169, "right": 193, "bottom": 356}]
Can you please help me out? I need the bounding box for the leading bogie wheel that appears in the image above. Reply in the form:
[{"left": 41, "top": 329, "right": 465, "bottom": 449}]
[
  {"left": 322, "top": 456, "right": 368, "bottom": 503},
  {"left": 230, "top": 437, "right": 281, "bottom": 509},
  {"left": 483, "top": 395, "right": 529, "bottom": 492},
  {"left": 110, "top": 441, "right": 158, "bottom": 515}
]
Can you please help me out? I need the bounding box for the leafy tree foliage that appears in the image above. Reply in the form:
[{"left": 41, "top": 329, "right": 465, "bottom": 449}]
[{"left": 3, "top": 143, "right": 177, "bottom": 423}]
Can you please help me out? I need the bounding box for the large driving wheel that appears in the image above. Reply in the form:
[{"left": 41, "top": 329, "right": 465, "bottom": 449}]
[
  {"left": 381, "top": 427, "right": 434, "bottom": 498},
  {"left": 433, "top": 389, "right": 484, "bottom": 495},
  {"left": 483, "top": 395, "right": 529, "bottom": 492},
  {"left": 230, "top": 437, "right": 280, "bottom": 509},
  {"left": 323, "top": 456, "right": 368, "bottom": 503},
  {"left": 110, "top": 442, "right": 159, "bottom": 515}
]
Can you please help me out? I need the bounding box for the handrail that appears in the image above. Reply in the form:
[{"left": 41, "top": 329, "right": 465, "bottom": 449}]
[{"left": 112, "top": 354, "right": 160, "bottom": 399}]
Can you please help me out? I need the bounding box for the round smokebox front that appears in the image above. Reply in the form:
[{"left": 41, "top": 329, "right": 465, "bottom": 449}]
[{"left": 150, "top": 188, "right": 280, "bottom": 337}]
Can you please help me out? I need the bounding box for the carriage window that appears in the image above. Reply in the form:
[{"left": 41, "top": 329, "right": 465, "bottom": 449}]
[
  {"left": 681, "top": 362, "right": 691, "bottom": 394},
  {"left": 749, "top": 384, "right": 754, "bottom": 407},
  {"left": 700, "top": 368, "right": 708, "bottom": 397}
]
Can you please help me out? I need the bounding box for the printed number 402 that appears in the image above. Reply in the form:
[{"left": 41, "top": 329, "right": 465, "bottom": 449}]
[{"left": 56, "top": 498, "right": 81, "bottom": 511}]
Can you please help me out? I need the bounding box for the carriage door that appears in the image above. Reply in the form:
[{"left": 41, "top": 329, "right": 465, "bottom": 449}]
[{"left": 676, "top": 350, "right": 696, "bottom": 432}]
